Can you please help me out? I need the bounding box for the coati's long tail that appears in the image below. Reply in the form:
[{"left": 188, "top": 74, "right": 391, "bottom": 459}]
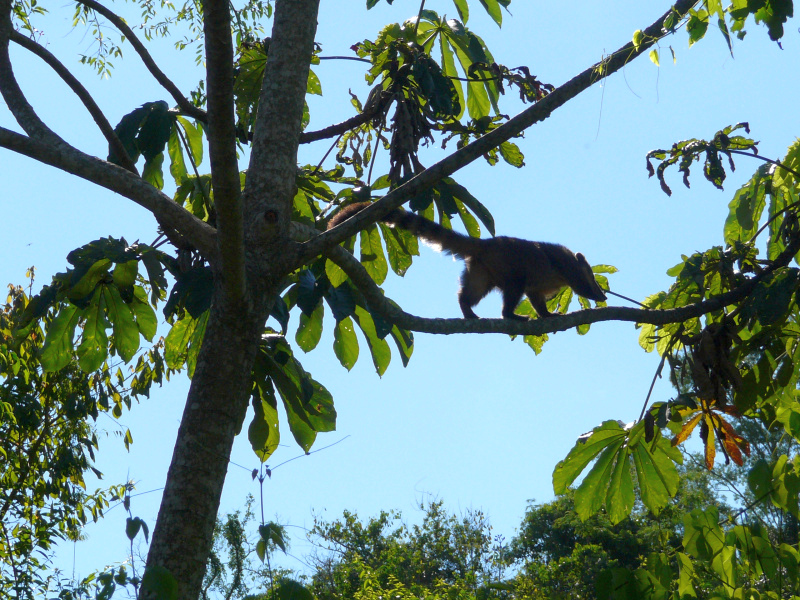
[{"left": 327, "top": 201, "right": 479, "bottom": 257}]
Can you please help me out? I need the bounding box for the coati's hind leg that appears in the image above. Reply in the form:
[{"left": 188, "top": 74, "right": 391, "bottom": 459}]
[
  {"left": 500, "top": 278, "right": 527, "bottom": 321},
  {"left": 527, "top": 293, "right": 552, "bottom": 318},
  {"left": 458, "top": 261, "right": 492, "bottom": 319}
]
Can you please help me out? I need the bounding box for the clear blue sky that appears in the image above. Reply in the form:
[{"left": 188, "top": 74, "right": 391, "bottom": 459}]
[{"left": 2, "top": 0, "right": 798, "bottom": 581}]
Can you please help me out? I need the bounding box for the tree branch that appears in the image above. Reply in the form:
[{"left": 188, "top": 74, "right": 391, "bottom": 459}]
[
  {"left": 243, "top": 0, "right": 321, "bottom": 239},
  {"left": 203, "top": 0, "right": 245, "bottom": 304},
  {"left": 0, "top": 0, "right": 62, "bottom": 145},
  {"left": 300, "top": 0, "right": 700, "bottom": 259},
  {"left": 75, "top": 0, "right": 207, "bottom": 122},
  {"left": 295, "top": 219, "right": 799, "bottom": 338},
  {"left": 299, "top": 102, "right": 380, "bottom": 144},
  {"left": 9, "top": 30, "right": 137, "bottom": 173},
  {"left": 0, "top": 127, "right": 217, "bottom": 258}
]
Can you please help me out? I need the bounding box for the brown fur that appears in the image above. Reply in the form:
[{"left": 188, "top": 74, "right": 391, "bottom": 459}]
[{"left": 328, "top": 202, "right": 606, "bottom": 319}]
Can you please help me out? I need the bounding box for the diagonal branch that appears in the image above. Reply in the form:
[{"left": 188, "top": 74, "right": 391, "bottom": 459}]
[
  {"left": 10, "top": 30, "right": 137, "bottom": 173},
  {"left": 299, "top": 103, "right": 381, "bottom": 144},
  {"left": 300, "top": 0, "right": 700, "bottom": 260},
  {"left": 75, "top": 0, "right": 207, "bottom": 122},
  {"left": 0, "top": 127, "right": 217, "bottom": 258},
  {"left": 299, "top": 220, "right": 800, "bottom": 338},
  {"left": 203, "top": 0, "right": 245, "bottom": 304}
]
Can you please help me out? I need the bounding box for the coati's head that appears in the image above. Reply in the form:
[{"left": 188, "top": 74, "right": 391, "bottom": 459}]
[{"left": 572, "top": 253, "right": 607, "bottom": 303}]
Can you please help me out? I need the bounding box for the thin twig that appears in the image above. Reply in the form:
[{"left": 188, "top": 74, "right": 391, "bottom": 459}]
[
  {"left": 75, "top": 0, "right": 207, "bottom": 121},
  {"left": 318, "top": 55, "right": 371, "bottom": 64},
  {"left": 728, "top": 148, "right": 800, "bottom": 180},
  {"left": 639, "top": 353, "right": 666, "bottom": 422},
  {"left": 367, "top": 122, "right": 384, "bottom": 185},
  {"left": 312, "top": 132, "right": 343, "bottom": 175},
  {"left": 413, "top": 0, "right": 426, "bottom": 38},
  {"left": 607, "top": 289, "right": 647, "bottom": 308}
]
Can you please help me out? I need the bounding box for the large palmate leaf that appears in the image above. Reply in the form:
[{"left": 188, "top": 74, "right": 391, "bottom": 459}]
[{"left": 553, "top": 420, "right": 681, "bottom": 523}]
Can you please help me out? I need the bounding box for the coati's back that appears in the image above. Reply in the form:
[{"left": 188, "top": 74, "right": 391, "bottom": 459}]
[{"left": 327, "top": 201, "right": 606, "bottom": 318}]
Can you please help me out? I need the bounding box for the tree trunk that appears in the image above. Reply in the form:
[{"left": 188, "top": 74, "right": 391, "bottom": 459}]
[
  {"left": 142, "top": 295, "right": 267, "bottom": 598},
  {"left": 142, "top": 0, "right": 321, "bottom": 597}
]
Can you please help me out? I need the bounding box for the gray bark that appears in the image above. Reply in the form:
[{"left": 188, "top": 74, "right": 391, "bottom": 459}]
[{"left": 141, "top": 1, "right": 321, "bottom": 598}]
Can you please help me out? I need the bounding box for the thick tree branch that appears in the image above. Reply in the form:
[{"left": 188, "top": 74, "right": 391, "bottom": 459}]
[
  {"left": 303, "top": 221, "right": 800, "bottom": 338},
  {"left": 203, "top": 0, "right": 246, "bottom": 304},
  {"left": 0, "top": 127, "right": 217, "bottom": 257},
  {"left": 75, "top": 0, "right": 207, "bottom": 122},
  {"left": 243, "top": 0, "right": 321, "bottom": 240},
  {"left": 300, "top": 0, "right": 700, "bottom": 260},
  {"left": 9, "top": 30, "right": 137, "bottom": 173}
]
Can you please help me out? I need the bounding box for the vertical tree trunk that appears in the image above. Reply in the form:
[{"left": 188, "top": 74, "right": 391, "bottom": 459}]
[
  {"left": 142, "top": 1, "right": 322, "bottom": 598},
  {"left": 142, "top": 297, "right": 267, "bottom": 598}
]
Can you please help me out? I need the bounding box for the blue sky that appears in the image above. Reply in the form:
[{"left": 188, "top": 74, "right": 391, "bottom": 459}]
[{"left": 2, "top": 0, "right": 799, "bottom": 581}]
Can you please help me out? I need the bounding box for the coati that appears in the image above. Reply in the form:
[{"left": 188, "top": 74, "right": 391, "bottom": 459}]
[{"left": 327, "top": 202, "right": 607, "bottom": 320}]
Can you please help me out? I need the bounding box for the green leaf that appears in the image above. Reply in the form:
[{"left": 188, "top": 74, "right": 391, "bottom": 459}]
[
  {"left": 676, "top": 553, "right": 698, "bottom": 598},
  {"left": 135, "top": 101, "right": 175, "bottom": 161},
  {"left": 687, "top": 11, "right": 709, "bottom": 46},
  {"left": 272, "top": 580, "right": 314, "bottom": 600},
  {"left": 325, "top": 259, "right": 348, "bottom": 288},
  {"left": 605, "top": 446, "right": 635, "bottom": 524},
  {"left": 444, "top": 177, "right": 495, "bottom": 235},
  {"left": 333, "top": 317, "right": 359, "bottom": 370},
  {"left": 553, "top": 421, "right": 626, "bottom": 494},
  {"left": 167, "top": 124, "right": 187, "bottom": 185},
  {"left": 142, "top": 152, "right": 165, "bottom": 189},
  {"left": 307, "top": 69, "right": 322, "bottom": 95},
  {"left": 325, "top": 283, "right": 356, "bottom": 322},
  {"left": 440, "top": 24, "right": 465, "bottom": 120},
  {"left": 140, "top": 566, "right": 178, "bottom": 600},
  {"left": 353, "top": 306, "right": 391, "bottom": 376},
  {"left": 176, "top": 116, "right": 204, "bottom": 166},
  {"left": 478, "top": 0, "right": 502, "bottom": 26},
  {"left": 574, "top": 439, "right": 625, "bottom": 521},
  {"left": 249, "top": 391, "right": 280, "bottom": 462},
  {"left": 683, "top": 506, "right": 724, "bottom": 562},
  {"left": 389, "top": 323, "right": 414, "bottom": 366},
  {"left": 649, "top": 49, "right": 660, "bottom": 66},
  {"left": 112, "top": 260, "right": 138, "bottom": 289},
  {"left": 631, "top": 439, "right": 679, "bottom": 515},
  {"left": 131, "top": 286, "right": 158, "bottom": 341},
  {"left": 499, "top": 141, "right": 525, "bottom": 167},
  {"left": 103, "top": 285, "right": 140, "bottom": 363},
  {"left": 164, "top": 315, "right": 197, "bottom": 370},
  {"left": 360, "top": 225, "right": 388, "bottom": 284},
  {"left": 125, "top": 516, "right": 142, "bottom": 541},
  {"left": 295, "top": 303, "right": 323, "bottom": 352},
  {"left": 186, "top": 310, "right": 208, "bottom": 378},
  {"left": 380, "top": 223, "right": 418, "bottom": 276},
  {"left": 68, "top": 259, "right": 112, "bottom": 302},
  {"left": 446, "top": 30, "right": 493, "bottom": 119},
  {"left": 77, "top": 287, "right": 109, "bottom": 372},
  {"left": 632, "top": 29, "right": 644, "bottom": 50},
  {"left": 41, "top": 304, "right": 80, "bottom": 372},
  {"left": 259, "top": 522, "right": 287, "bottom": 553},
  {"left": 451, "top": 0, "right": 469, "bottom": 23}
]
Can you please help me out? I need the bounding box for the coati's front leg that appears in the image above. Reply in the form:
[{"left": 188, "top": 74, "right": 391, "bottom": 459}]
[{"left": 458, "top": 261, "right": 492, "bottom": 319}]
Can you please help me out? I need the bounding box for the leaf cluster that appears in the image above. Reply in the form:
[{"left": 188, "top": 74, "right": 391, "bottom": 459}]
[{"left": 0, "top": 281, "right": 136, "bottom": 597}]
